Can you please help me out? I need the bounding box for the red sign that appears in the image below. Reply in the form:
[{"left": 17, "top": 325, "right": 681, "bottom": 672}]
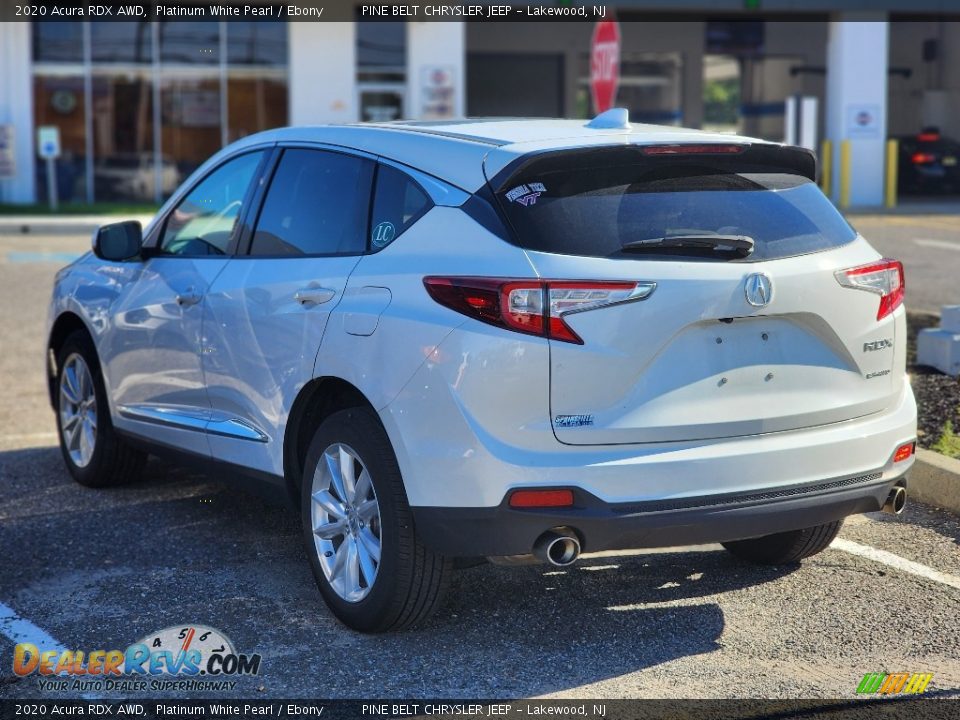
[{"left": 590, "top": 20, "right": 621, "bottom": 114}]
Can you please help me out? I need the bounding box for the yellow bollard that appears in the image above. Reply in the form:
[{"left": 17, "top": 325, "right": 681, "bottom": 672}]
[
  {"left": 820, "top": 139, "right": 832, "bottom": 198},
  {"left": 886, "top": 138, "right": 899, "bottom": 209},
  {"left": 839, "top": 140, "right": 852, "bottom": 209}
]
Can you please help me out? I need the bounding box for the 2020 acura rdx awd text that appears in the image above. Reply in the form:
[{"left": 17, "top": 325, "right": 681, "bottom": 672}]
[{"left": 48, "top": 111, "right": 917, "bottom": 632}]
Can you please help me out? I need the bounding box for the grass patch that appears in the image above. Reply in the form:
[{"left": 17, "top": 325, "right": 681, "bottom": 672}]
[
  {"left": 0, "top": 202, "right": 159, "bottom": 216},
  {"left": 932, "top": 418, "right": 960, "bottom": 459}
]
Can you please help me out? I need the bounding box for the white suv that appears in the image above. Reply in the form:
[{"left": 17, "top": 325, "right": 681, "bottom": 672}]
[{"left": 47, "top": 112, "right": 917, "bottom": 632}]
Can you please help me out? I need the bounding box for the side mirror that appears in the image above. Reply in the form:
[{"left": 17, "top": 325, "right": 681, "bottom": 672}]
[{"left": 92, "top": 221, "right": 143, "bottom": 262}]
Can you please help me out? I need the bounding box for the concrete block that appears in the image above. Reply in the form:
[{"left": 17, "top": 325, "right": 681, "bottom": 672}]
[
  {"left": 917, "top": 328, "right": 960, "bottom": 377},
  {"left": 941, "top": 305, "right": 960, "bottom": 333},
  {"left": 911, "top": 448, "right": 960, "bottom": 516}
]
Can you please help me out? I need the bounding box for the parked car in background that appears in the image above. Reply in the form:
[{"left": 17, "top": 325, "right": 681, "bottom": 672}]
[
  {"left": 48, "top": 112, "right": 916, "bottom": 632},
  {"left": 94, "top": 153, "right": 180, "bottom": 201},
  {"left": 897, "top": 128, "right": 960, "bottom": 194}
]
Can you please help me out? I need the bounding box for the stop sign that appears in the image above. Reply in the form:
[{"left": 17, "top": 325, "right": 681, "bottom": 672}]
[{"left": 590, "top": 20, "right": 621, "bottom": 114}]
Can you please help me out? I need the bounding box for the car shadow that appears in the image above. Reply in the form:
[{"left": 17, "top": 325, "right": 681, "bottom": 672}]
[{"left": 1, "top": 447, "right": 797, "bottom": 699}]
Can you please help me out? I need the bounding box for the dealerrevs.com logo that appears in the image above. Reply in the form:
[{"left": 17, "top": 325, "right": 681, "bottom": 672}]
[
  {"left": 856, "top": 672, "right": 933, "bottom": 695},
  {"left": 14, "top": 624, "right": 261, "bottom": 693}
]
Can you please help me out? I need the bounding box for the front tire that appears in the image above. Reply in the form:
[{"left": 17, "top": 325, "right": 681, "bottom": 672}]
[
  {"left": 55, "top": 330, "right": 146, "bottom": 487},
  {"left": 301, "top": 407, "right": 452, "bottom": 632},
  {"left": 722, "top": 520, "right": 844, "bottom": 565}
]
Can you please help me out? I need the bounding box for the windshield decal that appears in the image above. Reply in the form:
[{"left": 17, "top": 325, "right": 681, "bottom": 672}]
[{"left": 505, "top": 182, "right": 546, "bottom": 206}]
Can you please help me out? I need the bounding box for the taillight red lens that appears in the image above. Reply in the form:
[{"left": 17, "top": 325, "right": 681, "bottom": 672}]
[
  {"left": 912, "top": 152, "right": 936, "bottom": 165},
  {"left": 642, "top": 143, "right": 745, "bottom": 156},
  {"left": 893, "top": 442, "right": 915, "bottom": 463},
  {"left": 917, "top": 132, "right": 940, "bottom": 142},
  {"left": 509, "top": 489, "right": 574, "bottom": 508},
  {"left": 423, "top": 277, "right": 654, "bottom": 344},
  {"left": 834, "top": 259, "right": 905, "bottom": 320}
]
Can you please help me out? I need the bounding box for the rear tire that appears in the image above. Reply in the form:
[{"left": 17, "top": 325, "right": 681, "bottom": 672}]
[
  {"left": 721, "top": 520, "right": 843, "bottom": 565},
  {"left": 301, "top": 407, "right": 452, "bottom": 632},
  {"left": 55, "top": 330, "right": 146, "bottom": 487}
]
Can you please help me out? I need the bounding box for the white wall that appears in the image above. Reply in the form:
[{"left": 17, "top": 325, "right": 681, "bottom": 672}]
[
  {"left": 289, "top": 22, "right": 357, "bottom": 124},
  {"left": 826, "top": 16, "right": 888, "bottom": 207},
  {"left": 0, "top": 22, "right": 35, "bottom": 203},
  {"left": 406, "top": 22, "right": 465, "bottom": 119}
]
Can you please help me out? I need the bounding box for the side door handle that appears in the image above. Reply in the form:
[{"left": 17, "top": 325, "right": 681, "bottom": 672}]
[
  {"left": 175, "top": 290, "right": 203, "bottom": 307},
  {"left": 294, "top": 287, "right": 336, "bottom": 307}
]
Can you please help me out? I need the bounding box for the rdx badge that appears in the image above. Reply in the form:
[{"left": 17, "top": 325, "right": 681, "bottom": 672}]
[{"left": 863, "top": 339, "right": 893, "bottom": 352}]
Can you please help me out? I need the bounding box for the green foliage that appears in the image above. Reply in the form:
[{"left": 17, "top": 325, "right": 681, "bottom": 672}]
[
  {"left": 703, "top": 78, "right": 740, "bottom": 125},
  {"left": 932, "top": 418, "right": 960, "bottom": 459}
]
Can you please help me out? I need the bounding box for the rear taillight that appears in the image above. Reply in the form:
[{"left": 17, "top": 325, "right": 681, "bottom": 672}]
[
  {"left": 835, "top": 259, "right": 905, "bottom": 320},
  {"left": 912, "top": 152, "right": 936, "bottom": 165},
  {"left": 423, "top": 277, "right": 655, "bottom": 344}
]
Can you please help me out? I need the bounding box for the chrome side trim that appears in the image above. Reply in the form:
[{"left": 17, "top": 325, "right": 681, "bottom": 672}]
[
  {"left": 117, "top": 405, "right": 268, "bottom": 443},
  {"left": 206, "top": 418, "right": 269, "bottom": 443}
]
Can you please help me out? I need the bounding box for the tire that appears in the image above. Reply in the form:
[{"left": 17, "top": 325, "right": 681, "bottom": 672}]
[
  {"left": 55, "top": 330, "right": 146, "bottom": 487},
  {"left": 721, "top": 520, "right": 844, "bottom": 565},
  {"left": 300, "top": 407, "right": 452, "bottom": 632}
]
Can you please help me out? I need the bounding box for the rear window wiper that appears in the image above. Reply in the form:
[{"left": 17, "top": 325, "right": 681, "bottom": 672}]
[{"left": 621, "top": 234, "right": 755, "bottom": 258}]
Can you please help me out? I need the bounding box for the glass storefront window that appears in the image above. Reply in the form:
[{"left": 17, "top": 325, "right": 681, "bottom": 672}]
[
  {"left": 161, "top": 76, "right": 223, "bottom": 181},
  {"left": 577, "top": 52, "right": 684, "bottom": 124},
  {"left": 32, "top": 21, "right": 289, "bottom": 203},
  {"left": 33, "top": 24, "right": 82, "bottom": 63},
  {"left": 91, "top": 22, "right": 152, "bottom": 64},
  {"left": 91, "top": 72, "right": 155, "bottom": 202},
  {"left": 228, "top": 22, "right": 288, "bottom": 66},
  {"left": 159, "top": 22, "right": 220, "bottom": 65},
  {"left": 227, "top": 75, "right": 289, "bottom": 142},
  {"left": 33, "top": 75, "right": 88, "bottom": 203}
]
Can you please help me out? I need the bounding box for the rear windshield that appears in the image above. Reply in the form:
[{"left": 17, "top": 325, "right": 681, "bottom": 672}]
[{"left": 492, "top": 158, "right": 856, "bottom": 262}]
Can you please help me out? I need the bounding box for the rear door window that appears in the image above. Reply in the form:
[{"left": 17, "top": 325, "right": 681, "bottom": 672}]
[
  {"left": 250, "top": 148, "right": 374, "bottom": 257},
  {"left": 492, "top": 149, "right": 856, "bottom": 262}
]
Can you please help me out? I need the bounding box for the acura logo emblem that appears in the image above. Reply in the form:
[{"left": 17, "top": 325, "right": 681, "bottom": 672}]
[{"left": 744, "top": 273, "right": 773, "bottom": 307}]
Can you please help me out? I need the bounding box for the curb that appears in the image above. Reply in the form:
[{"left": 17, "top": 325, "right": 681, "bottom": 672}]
[
  {"left": 0, "top": 215, "right": 155, "bottom": 236},
  {"left": 911, "top": 448, "right": 960, "bottom": 515}
]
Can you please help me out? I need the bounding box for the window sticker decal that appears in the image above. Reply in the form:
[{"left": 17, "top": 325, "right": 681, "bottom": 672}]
[
  {"left": 505, "top": 182, "right": 547, "bottom": 206},
  {"left": 371, "top": 221, "right": 396, "bottom": 248}
]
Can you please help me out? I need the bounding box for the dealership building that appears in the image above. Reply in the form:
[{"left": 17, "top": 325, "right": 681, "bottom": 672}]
[{"left": 0, "top": 1, "right": 958, "bottom": 208}]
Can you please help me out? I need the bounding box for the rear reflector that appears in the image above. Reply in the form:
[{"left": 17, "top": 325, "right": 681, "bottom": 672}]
[
  {"left": 424, "top": 277, "right": 655, "bottom": 344},
  {"left": 893, "top": 442, "right": 915, "bottom": 463},
  {"left": 642, "top": 144, "right": 745, "bottom": 156},
  {"left": 509, "top": 489, "right": 575, "bottom": 508},
  {"left": 834, "top": 259, "right": 905, "bottom": 320},
  {"left": 917, "top": 132, "right": 940, "bottom": 142},
  {"left": 912, "top": 152, "right": 937, "bottom": 165}
]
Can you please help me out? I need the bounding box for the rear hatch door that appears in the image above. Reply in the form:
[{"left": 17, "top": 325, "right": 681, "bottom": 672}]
[{"left": 486, "top": 142, "right": 900, "bottom": 445}]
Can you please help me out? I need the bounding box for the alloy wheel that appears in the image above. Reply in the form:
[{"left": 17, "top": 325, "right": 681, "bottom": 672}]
[
  {"left": 59, "top": 353, "right": 97, "bottom": 468},
  {"left": 310, "top": 443, "right": 382, "bottom": 602}
]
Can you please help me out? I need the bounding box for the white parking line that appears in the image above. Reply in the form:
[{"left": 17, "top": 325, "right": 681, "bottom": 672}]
[
  {"left": 0, "top": 432, "right": 57, "bottom": 443},
  {"left": 0, "top": 600, "right": 67, "bottom": 651},
  {"left": 833, "top": 538, "right": 960, "bottom": 591},
  {"left": 914, "top": 238, "right": 960, "bottom": 251}
]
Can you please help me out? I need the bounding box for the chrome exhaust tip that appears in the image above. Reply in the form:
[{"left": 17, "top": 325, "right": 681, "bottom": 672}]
[
  {"left": 882, "top": 486, "right": 906, "bottom": 515},
  {"left": 533, "top": 528, "right": 581, "bottom": 567}
]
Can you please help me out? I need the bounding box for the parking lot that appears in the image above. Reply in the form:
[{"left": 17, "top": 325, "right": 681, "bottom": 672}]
[{"left": 1, "top": 224, "right": 959, "bottom": 700}]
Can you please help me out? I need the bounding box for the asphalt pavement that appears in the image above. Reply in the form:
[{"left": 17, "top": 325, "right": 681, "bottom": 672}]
[{"left": 0, "top": 227, "right": 959, "bottom": 701}]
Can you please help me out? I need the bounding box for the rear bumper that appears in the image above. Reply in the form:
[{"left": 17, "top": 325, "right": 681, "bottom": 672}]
[{"left": 412, "top": 470, "right": 909, "bottom": 557}]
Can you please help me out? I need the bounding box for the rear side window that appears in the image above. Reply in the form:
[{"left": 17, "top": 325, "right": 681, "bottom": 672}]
[
  {"left": 369, "top": 164, "right": 432, "bottom": 251},
  {"left": 493, "top": 150, "right": 856, "bottom": 262},
  {"left": 250, "top": 148, "right": 374, "bottom": 257}
]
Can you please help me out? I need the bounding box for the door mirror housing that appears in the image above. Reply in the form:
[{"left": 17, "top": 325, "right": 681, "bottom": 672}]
[{"left": 93, "top": 221, "right": 143, "bottom": 262}]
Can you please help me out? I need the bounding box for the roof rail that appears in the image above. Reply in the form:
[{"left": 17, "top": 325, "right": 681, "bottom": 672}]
[{"left": 585, "top": 108, "right": 631, "bottom": 130}]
